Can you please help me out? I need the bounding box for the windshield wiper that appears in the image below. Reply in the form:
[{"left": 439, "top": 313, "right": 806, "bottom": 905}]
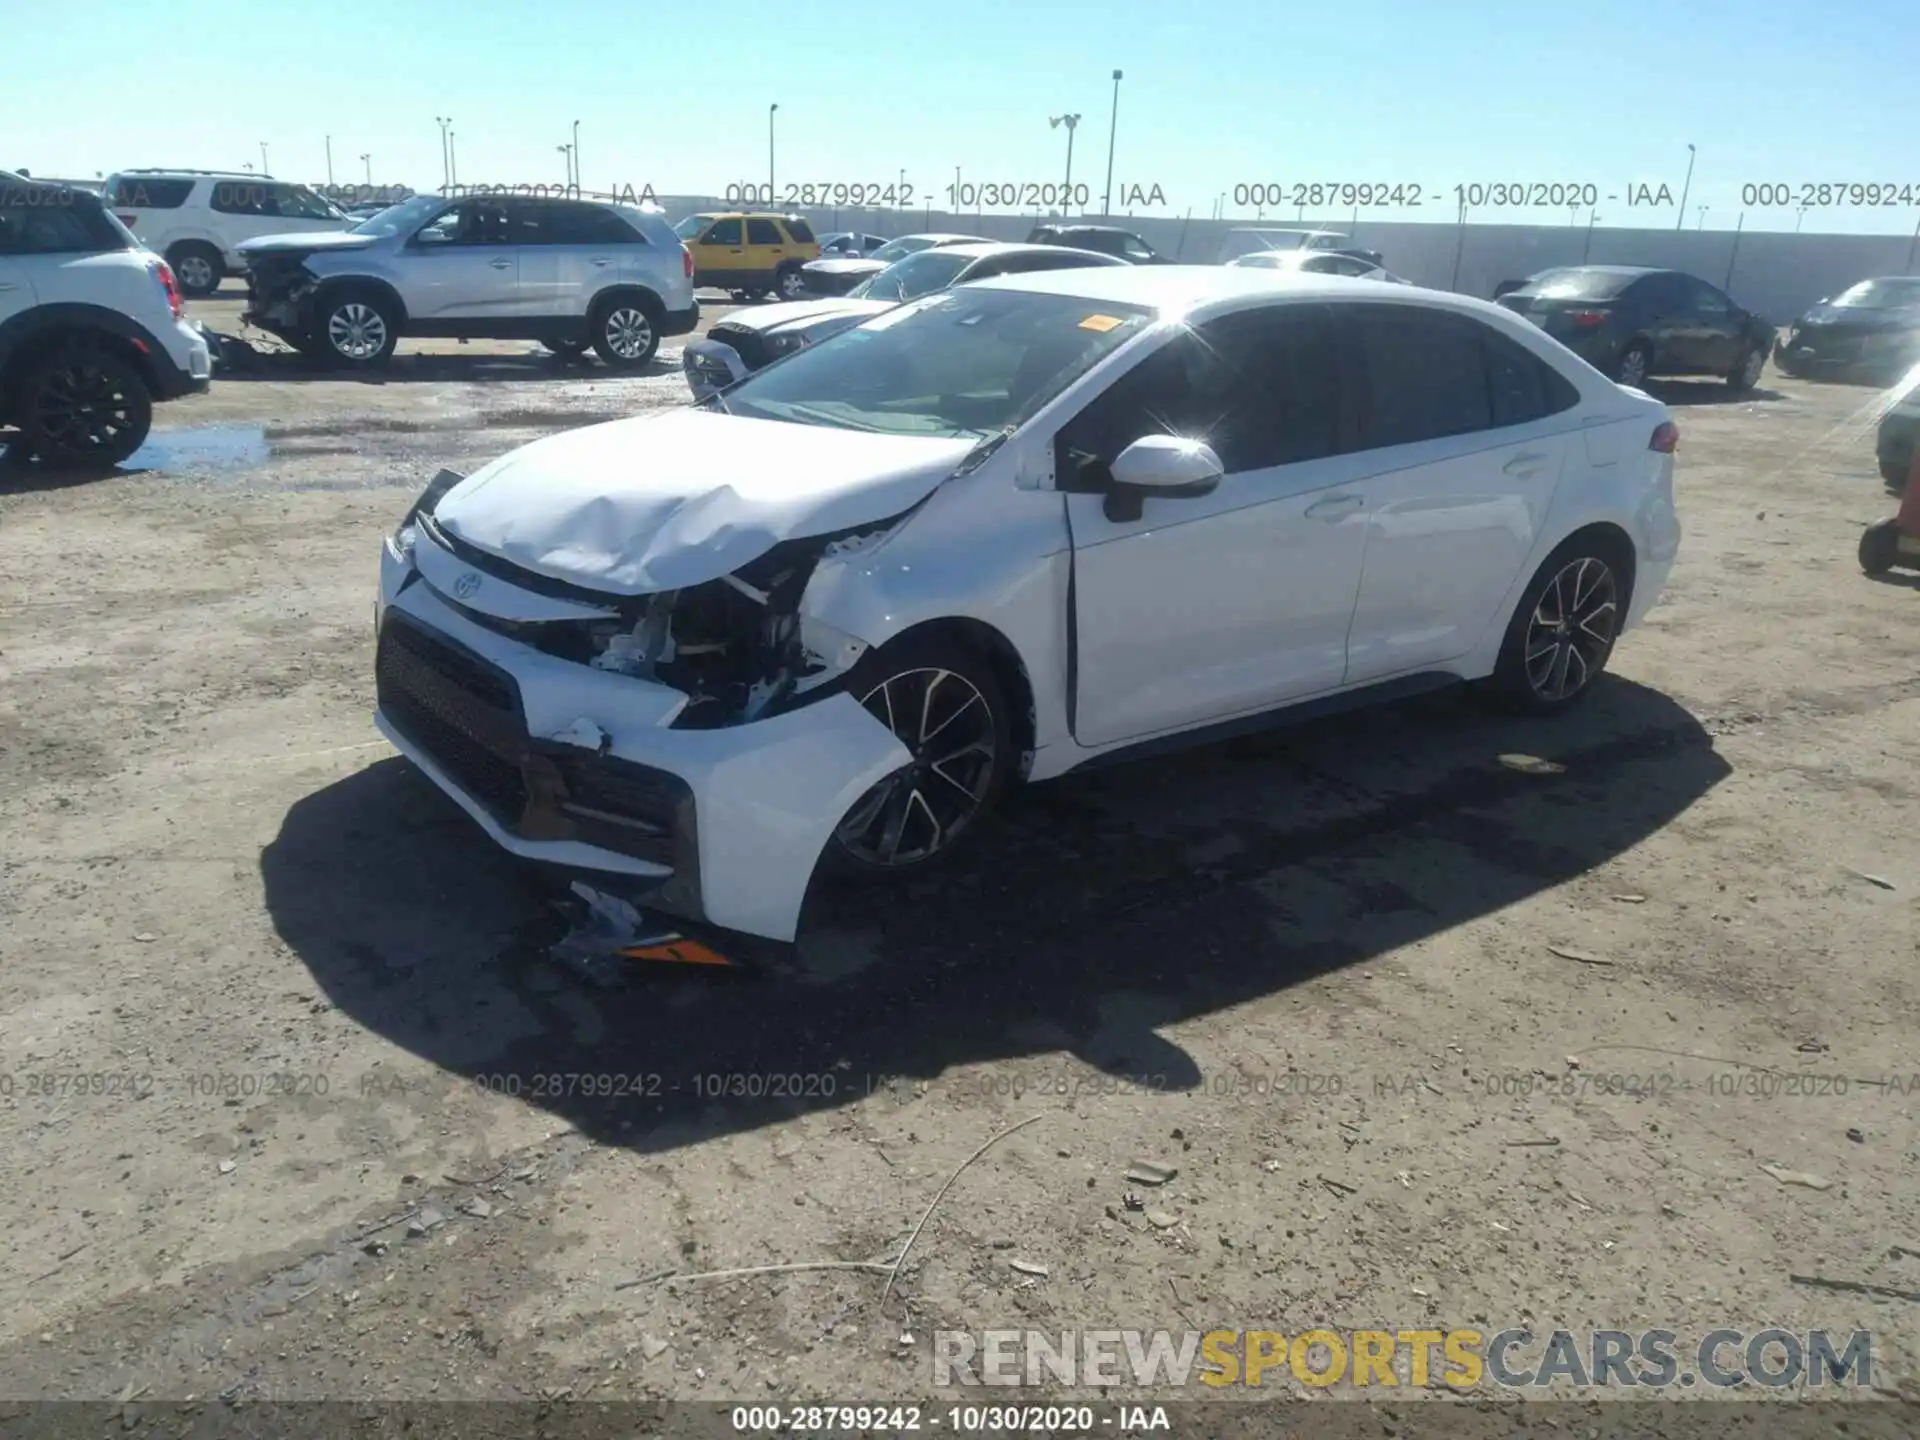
[{"left": 952, "top": 424, "right": 1015, "bottom": 477}]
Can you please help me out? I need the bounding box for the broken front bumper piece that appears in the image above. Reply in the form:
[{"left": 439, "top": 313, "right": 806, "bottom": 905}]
[{"left": 374, "top": 545, "right": 909, "bottom": 943}]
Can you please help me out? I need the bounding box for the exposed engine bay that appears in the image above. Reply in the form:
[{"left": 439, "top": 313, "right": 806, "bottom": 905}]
[
  {"left": 419, "top": 510, "right": 895, "bottom": 729},
  {"left": 240, "top": 251, "right": 320, "bottom": 348}
]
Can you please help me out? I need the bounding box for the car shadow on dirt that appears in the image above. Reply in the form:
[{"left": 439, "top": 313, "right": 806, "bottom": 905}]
[
  {"left": 207, "top": 337, "right": 676, "bottom": 385},
  {"left": 1644, "top": 379, "right": 1788, "bottom": 407},
  {"left": 260, "top": 677, "right": 1727, "bottom": 1153}
]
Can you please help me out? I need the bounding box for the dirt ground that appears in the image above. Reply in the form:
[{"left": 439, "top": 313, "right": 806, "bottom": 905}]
[{"left": 1, "top": 284, "right": 1917, "bottom": 1433}]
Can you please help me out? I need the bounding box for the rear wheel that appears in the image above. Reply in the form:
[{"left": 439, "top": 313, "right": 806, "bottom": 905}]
[
  {"left": 774, "top": 264, "right": 807, "bottom": 301},
  {"left": 1482, "top": 538, "right": 1629, "bottom": 714},
  {"left": 822, "top": 635, "right": 1016, "bottom": 880},
  {"left": 1613, "top": 342, "right": 1652, "bottom": 388},
  {"left": 166, "top": 242, "right": 224, "bottom": 299},
  {"left": 1727, "top": 344, "right": 1765, "bottom": 392},
  {"left": 18, "top": 345, "right": 153, "bottom": 467},
  {"left": 1860, "top": 518, "right": 1901, "bottom": 576},
  {"left": 590, "top": 297, "right": 660, "bottom": 368}
]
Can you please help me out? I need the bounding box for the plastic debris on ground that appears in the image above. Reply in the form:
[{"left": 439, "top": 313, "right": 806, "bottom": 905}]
[{"left": 550, "top": 881, "right": 734, "bottom": 985}]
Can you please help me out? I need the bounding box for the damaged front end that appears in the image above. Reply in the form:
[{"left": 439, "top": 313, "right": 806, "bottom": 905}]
[
  {"left": 416, "top": 509, "right": 899, "bottom": 730},
  {"left": 241, "top": 250, "right": 321, "bottom": 346}
]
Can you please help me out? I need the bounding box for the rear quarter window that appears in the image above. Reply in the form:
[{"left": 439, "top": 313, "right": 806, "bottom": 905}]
[
  {"left": 107, "top": 176, "right": 194, "bottom": 208},
  {"left": 781, "top": 217, "right": 816, "bottom": 244}
]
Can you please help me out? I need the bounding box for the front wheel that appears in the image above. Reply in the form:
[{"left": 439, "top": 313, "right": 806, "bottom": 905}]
[
  {"left": 315, "top": 291, "right": 400, "bottom": 369},
  {"left": 18, "top": 345, "right": 153, "bottom": 467},
  {"left": 1481, "top": 541, "right": 1628, "bottom": 714},
  {"left": 822, "top": 636, "right": 1016, "bottom": 879},
  {"left": 1727, "top": 344, "right": 1765, "bottom": 392}
]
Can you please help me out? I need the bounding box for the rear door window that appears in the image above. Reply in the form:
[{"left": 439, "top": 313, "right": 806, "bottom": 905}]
[
  {"left": 1351, "top": 306, "right": 1494, "bottom": 448},
  {"left": 746, "top": 218, "right": 784, "bottom": 245}
]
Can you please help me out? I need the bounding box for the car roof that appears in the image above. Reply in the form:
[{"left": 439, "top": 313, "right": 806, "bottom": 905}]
[
  {"left": 690, "top": 211, "right": 810, "bottom": 222},
  {"left": 1036, "top": 224, "right": 1138, "bottom": 235},
  {"left": 1542, "top": 264, "right": 1663, "bottom": 277},
  {"left": 898, "top": 232, "right": 989, "bottom": 245},
  {"left": 1227, "top": 227, "right": 1344, "bottom": 237},
  {"left": 110, "top": 168, "right": 262, "bottom": 180},
  {"left": 970, "top": 263, "right": 1502, "bottom": 321}
]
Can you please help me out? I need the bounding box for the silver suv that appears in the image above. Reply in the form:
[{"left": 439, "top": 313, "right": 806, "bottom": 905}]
[{"left": 237, "top": 194, "right": 699, "bottom": 370}]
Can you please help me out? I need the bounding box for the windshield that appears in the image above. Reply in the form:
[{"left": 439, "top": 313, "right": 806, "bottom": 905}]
[
  {"left": 674, "top": 214, "right": 716, "bottom": 240},
  {"left": 1513, "top": 268, "right": 1640, "bottom": 301},
  {"left": 718, "top": 287, "right": 1154, "bottom": 439},
  {"left": 349, "top": 195, "right": 445, "bottom": 236},
  {"left": 867, "top": 235, "right": 937, "bottom": 265},
  {"left": 1833, "top": 278, "right": 1920, "bottom": 309},
  {"left": 855, "top": 249, "right": 975, "bottom": 303}
]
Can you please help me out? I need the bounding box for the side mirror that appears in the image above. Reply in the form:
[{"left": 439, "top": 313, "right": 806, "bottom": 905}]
[{"left": 1103, "top": 435, "right": 1222, "bottom": 522}]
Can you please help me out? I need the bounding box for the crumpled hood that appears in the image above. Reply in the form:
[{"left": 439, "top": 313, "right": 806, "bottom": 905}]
[
  {"left": 238, "top": 229, "right": 374, "bottom": 256},
  {"left": 433, "top": 408, "right": 978, "bottom": 596},
  {"left": 720, "top": 298, "right": 891, "bottom": 335}
]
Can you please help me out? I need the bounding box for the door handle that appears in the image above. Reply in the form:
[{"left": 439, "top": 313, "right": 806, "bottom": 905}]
[
  {"left": 489, "top": 258, "right": 512, "bottom": 269},
  {"left": 590, "top": 257, "right": 610, "bottom": 267},
  {"left": 1304, "top": 494, "right": 1364, "bottom": 520},
  {"left": 1503, "top": 452, "right": 1549, "bottom": 475}
]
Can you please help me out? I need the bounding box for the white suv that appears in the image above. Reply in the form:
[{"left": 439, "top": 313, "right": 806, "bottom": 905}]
[
  {"left": 0, "top": 172, "right": 212, "bottom": 465},
  {"left": 103, "top": 170, "right": 352, "bottom": 297},
  {"left": 237, "top": 194, "right": 699, "bottom": 370}
]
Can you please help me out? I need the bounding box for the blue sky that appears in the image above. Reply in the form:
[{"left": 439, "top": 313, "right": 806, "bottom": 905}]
[{"left": 9, "top": 0, "right": 1919, "bottom": 235}]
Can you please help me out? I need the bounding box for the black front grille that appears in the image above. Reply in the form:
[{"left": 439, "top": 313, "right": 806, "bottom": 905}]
[
  {"left": 377, "top": 616, "right": 528, "bottom": 822},
  {"left": 707, "top": 324, "right": 768, "bottom": 370}
]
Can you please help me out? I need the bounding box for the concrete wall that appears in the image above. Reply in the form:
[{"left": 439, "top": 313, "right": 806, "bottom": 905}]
[{"left": 656, "top": 193, "right": 1920, "bottom": 325}]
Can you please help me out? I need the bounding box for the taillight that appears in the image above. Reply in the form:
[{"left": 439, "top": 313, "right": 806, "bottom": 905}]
[
  {"left": 155, "top": 260, "right": 183, "bottom": 318},
  {"left": 1565, "top": 308, "right": 1610, "bottom": 328},
  {"left": 116, "top": 213, "right": 139, "bottom": 228},
  {"left": 1650, "top": 421, "right": 1679, "bottom": 453},
  {"left": 682, "top": 243, "right": 694, "bottom": 278}
]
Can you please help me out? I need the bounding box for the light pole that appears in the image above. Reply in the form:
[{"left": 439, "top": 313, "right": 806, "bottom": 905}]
[
  {"left": 572, "top": 119, "right": 581, "bottom": 195},
  {"left": 361, "top": 153, "right": 372, "bottom": 186},
  {"left": 1697, "top": 205, "right": 1707, "bottom": 230},
  {"left": 1675, "top": 142, "right": 1695, "bottom": 232},
  {"left": 1101, "top": 70, "right": 1122, "bottom": 217},
  {"left": 1907, "top": 212, "right": 1920, "bottom": 271},
  {"left": 1582, "top": 207, "right": 1599, "bottom": 263},
  {"left": 325, "top": 135, "right": 334, "bottom": 187},
  {"left": 558, "top": 144, "right": 574, "bottom": 189},
  {"left": 1725, "top": 211, "right": 1745, "bottom": 289},
  {"left": 435, "top": 117, "right": 451, "bottom": 191},
  {"left": 260, "top": 141, "right": 270, "bottom": 175},
  {"left": 768, "top": 103, "right": 779, "bottom": 206},
  {"left": 448, "top": 130, "right": 457, "bottom": 188},
  {"left": 1795, "top": 204, "right": 1809, "bottom": 233},
  {"left": 1049, "top": 113, "right": 1081, "bottom": 207}
]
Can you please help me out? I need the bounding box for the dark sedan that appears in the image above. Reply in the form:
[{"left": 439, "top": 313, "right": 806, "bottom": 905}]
[
  {"left": 1497, "top": 265, "right": 1776, "bottom": 391},
  {"left": 1025, "top": 224, "right": 1171, "bottom": 264},
  {"left": 1776, "top": 277, "right": 1920, "bottom": 381}
]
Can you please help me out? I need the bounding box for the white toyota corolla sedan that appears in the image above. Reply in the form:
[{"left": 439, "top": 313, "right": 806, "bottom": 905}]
[{"left": 374, "top": 266, "right": 1680, "bottom": 943}]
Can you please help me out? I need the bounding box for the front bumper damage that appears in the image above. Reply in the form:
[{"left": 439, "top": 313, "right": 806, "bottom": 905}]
[
  {"left": 681, "top": 338, "right": 748, "bottom": 401},
  {"left": 240, "top": 252, "right": 318, "bottom": 348},
  {"left": 374, "top": 534, "right": 910, "bottom": 944}
]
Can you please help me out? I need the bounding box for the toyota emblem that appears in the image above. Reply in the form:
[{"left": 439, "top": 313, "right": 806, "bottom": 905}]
[{"left": 451, "top": 571, "right": 482, "bottom": 600}]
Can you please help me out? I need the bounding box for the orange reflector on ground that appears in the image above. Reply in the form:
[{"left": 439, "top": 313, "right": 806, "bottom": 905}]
[{"left": 619, "top": 938, "right": 735, "bottom": 967}]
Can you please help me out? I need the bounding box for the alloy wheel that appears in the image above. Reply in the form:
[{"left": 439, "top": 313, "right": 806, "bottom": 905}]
[
  {"left": 1741, "top": 347, "right": 1765, "bottom": 387},
  {"left": 603, "top": 308, "right": 654, "bottom": 360},
  {"left": 31, "top": 358, "right": 143, "bottom": 457},
  {"left": 327, "top": 302, "right": 388, "bottom": 360},
  {"left": 1617, "top": 348, "right": 1649, "bottom": 387},
  {"left": 834, "top": 667, "right": 997, "bottom": 866},
  {"left": 1524, "top": 557, "right": 1618, "bottom": 702},
  {"left": 175, "top": 254, "right": 215, "bottom": 293},
  {"left": 778, "top": 270, "right": 806, "bottom": 300}
]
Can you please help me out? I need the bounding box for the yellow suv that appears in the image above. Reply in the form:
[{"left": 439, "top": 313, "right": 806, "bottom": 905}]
[{"left": 673, "top": 212, "right": 821, "bottom": 300}]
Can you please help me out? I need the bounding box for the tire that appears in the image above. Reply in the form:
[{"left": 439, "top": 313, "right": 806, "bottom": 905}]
[
  {"left": 1881, "top": 455, "right": 1910, "bottom": 489},
  {"left": 590, "top": 296, "right": 661, "bottom": 369},
  {"left": 774, "top": 264, "right": 807, "bottom": 301},
  {"left": 17, "top": 344, "right": 153, "bottom": 467},
  {"left": 1613, "top": 342, "right": 1652, "bottom": 389},
  {"left": 1859, "top": 518, "right": 1901, "bottom": 576},
  {"left": 313, "top": 288, "right": 400, "bottom": 369},
  {"left": 1727, "top": 343, "right": 1765, "bottom": 393},
  {"left": 821, "top": 633, "right": 1017, "bottom": 881},
  {"left": 1481, "top": 536, "right": 1630, "bottom": 714},
  {"left": 166, "top": 242, "right": 224, "bottom": 299}
]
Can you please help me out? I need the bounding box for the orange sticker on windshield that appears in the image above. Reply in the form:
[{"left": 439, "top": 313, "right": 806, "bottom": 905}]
[{"left": 1078, "top": 314, "right": 1125, "bottom": 332}]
